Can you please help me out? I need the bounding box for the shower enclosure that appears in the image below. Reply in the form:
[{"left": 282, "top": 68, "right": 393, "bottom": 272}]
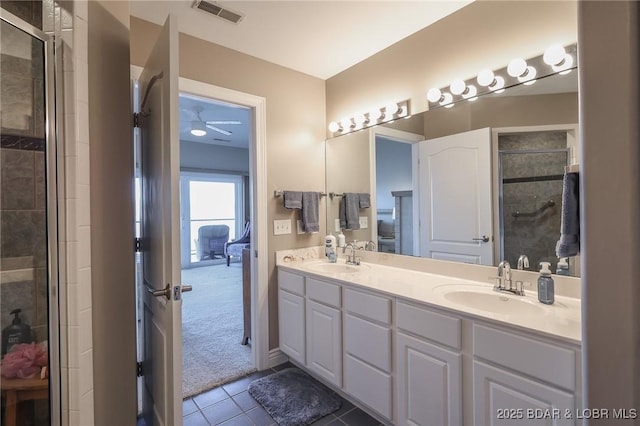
[
  {"left": 498, "top": 131, "right": 569, "bottom": 274},
  {"left": 1, "top": 9, "right": 59, "bottom": 426}
]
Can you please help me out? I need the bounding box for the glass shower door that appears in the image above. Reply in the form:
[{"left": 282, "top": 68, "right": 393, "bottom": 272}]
[{"left": 1, "top": 13, "right": 58, "bottom": 426}]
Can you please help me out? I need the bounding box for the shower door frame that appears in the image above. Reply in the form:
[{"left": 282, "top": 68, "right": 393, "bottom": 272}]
[{"left": 1, "top": 9, "right": 62, "bottom": 426}]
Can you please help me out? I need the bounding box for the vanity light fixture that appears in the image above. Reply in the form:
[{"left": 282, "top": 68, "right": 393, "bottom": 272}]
[
  {"left": 426, "top": 43, "right": 576, "bottom": 110},
  {"left": 190, "top": 120, "right": 207, "bottom": 136},
  {"left": 328, "top": 100, "right": 409, "bottom": 135}
]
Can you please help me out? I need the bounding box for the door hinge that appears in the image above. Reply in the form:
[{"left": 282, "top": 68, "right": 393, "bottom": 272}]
[
  {"left": 133, "top": 112, "right": 140, "bottom": 128},
  {"left": 135, "top": 238, "right": 142, "bottom": 252},
  {"left": 137, "top": 362, "right": 144, "bottom": 377}
]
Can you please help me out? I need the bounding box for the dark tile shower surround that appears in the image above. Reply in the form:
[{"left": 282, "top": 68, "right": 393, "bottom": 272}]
[{"left": 1, "top": 134, "right": 46, "bottom": 151}]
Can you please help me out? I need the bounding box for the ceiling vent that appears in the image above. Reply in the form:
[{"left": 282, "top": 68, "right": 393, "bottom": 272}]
[{"left": 193, "top": 1, "right": 244, "bottom": 24}]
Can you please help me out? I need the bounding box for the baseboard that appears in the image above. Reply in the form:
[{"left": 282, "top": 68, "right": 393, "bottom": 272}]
[{"left": 268, "top": 348, "right": 289, "bottom": 369}]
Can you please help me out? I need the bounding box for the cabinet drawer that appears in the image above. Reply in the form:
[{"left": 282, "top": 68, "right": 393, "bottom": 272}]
[
  {"left": 344, "top": 354, "right": 393, "bottom": 420},
  {"left": 397, "top": 301, "right": 461, "bottom": 349},
  {"left": 306, "top": 277, "right": 341, "bottom": 308},
  {"left": 344, "top": 288, "right": 391, "bottom": 324},
  {"left": 278, "top": 269, "right": 304, "bottom": 296},
  {"left": 473, "top": 324, "right": 576, "bottom": 391},
  {"left": 344, "top": 314, "right": 391, "bottom": 372}
]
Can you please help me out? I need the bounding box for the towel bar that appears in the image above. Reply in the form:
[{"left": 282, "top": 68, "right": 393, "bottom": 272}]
[{"left": 274, "top": 190, "right": 326, "bottom": 197}]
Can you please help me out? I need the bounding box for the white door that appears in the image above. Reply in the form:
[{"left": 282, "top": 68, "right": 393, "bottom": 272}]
[
  {"left": 418, "top": 127, "right": 493, "bottom": 265},
  {"left": 138, "top": 15, "right": 186, "bottom": 426}
]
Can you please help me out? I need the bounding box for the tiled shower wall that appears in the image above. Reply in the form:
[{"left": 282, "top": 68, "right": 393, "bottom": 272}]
[
  {"left": 499, "top": 131, "right": 567, "bottom": 273},
  {"left": 0, "top": 14, "right": 49, "bottom": 346}
]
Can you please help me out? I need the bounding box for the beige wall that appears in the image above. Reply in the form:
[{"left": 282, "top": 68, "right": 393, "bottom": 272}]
[
  {"left": 579, "top": 1, "right": 640, "bottom": 417},
  {"left": 326, "top": 1, "right": 577, "bottom": 133},
  {"left": 130, "top": 17, "right": 327, "bottom": 350},
  {"left": 88, "top": 1, "right": 137, "bottom": 424}
]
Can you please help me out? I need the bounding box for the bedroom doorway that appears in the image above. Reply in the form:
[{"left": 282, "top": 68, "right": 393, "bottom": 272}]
[{"left": 178, "top": 93, "right": 254, "bottom": 398}]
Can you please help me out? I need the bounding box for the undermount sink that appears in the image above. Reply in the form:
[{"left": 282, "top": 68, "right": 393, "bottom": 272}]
[
  {"left": 433, "top": 284, "right": 546, "bottom": 316},
  {"left": 305, "top": 262, "right": 362, "bottom": 274}
]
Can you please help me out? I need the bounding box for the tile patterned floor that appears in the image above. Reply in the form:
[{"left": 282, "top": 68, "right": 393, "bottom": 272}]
[{"left": 182, "top": 362, "right": 386, "bottom": 426}]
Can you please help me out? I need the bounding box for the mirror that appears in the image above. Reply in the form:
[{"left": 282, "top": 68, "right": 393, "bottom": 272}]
[{"left": 325, "top": 71, "right": 580, "bottom": 276}]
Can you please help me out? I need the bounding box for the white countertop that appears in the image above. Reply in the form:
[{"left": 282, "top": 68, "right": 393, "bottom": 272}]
[{"left": 278, "top": 256, "right": 582, "bottom": 345}]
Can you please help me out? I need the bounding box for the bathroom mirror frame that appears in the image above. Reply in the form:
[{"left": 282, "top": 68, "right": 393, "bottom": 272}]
[
  {"left": 1, "top": 8, "right": 61, "bottom": 425},
  {"left": 325, "top": 60, "right": 579, "bottom": 276}
]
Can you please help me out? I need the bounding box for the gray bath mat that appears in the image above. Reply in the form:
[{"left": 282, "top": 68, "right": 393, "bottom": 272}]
[{"left": 248, "top": 368, "right": 342, "bottom": 426}]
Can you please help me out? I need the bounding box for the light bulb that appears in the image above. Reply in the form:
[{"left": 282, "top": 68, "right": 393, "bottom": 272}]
[
  {"left": 553, "top": 54, "right": 574, "bottom": 74},
  {"left": 328, "top": 121, "right": 341, "bottom": 133},
  {"left": 190, "top": 121, "right": 207, "bottom": 136},
  {"left": 463, "top": 85, "right": 478, "bottom": 100},
  {"left": 369, "top": 108, "right": 383, "bottom": 121},
  {"left": 490, "top": 76, "right": 505, "bottom": 93},
  {"left": 544, "top": 44, "right": 566, "bottom": 66},
  {"left": 507, "top": 58, "right": 528, "bottom": 77},
  {"left": 353, "top": 113, "right": 367, "bottom": 126},
  {"left": 477, "top": 70, "right": 495, "bottom": 87},
  {"left": 384, "top": 103, "right": 400, "bottom": 117},
  {"left": 518, "top": 66, "right": 537, "bottom": 84},
  {"left": 340, "top": 117, "right": 353, "bottom": 130},
  {"left": 439, "top": 92, "right": 453, "bottom": 107},
  {"left": 450, "top": 79, "right": 467, "bottom": 96},
  {"left": 427, "top": 87, "right": 443, "bottom": 103}
]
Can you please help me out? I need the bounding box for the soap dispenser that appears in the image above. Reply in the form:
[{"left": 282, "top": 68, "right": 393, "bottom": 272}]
[
  {"left": 337, "top": 230, "right": 346, "bottom": 248},
  {"left": 556, "top": 258, "right": 570, "bottom": 276},
  {"left": 2, "top": 309, "right": 33, "bottom": 356},
  {"left": 325, "top": 234, "right": 337, "bottom": 263},
  {"left": 537, "top": 262, "right": 555, "bottom": 305}
]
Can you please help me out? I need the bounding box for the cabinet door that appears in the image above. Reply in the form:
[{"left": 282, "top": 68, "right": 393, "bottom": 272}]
[
  {"left": 396, "top": 332, "right": 462, "bottom": 426},
  {"left": 278, "top": 290, "right": 305, "bottom": 365},
  {"left": 473, "top": 361, "right": 575, "bottom": 426},
  {"left": 306, "top": 300, "right": 342, "bottom": 387}
]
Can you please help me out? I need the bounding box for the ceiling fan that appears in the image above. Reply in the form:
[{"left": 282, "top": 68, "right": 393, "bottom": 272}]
[{"left": 185, "top": 105, "right": 242, "bottom": 137}]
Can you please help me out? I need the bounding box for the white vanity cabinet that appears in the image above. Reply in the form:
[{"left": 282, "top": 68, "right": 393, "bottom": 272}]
[
  {"left": 343, "top": 288, "right": 393, "bottom": 420},
  {"left": 472, "top": 324, "right": 579, "bottom": 426},
  {"left": 305, "top": 277, "right": 343, "bottom": 387},
  {"left": 278, "top": 270, "right": 306, "bottom": 365},
  {"left": 395, "top": 301, "right": 463, "bottom": 426}
]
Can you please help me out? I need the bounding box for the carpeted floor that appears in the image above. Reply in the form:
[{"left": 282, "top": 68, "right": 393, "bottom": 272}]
[{"left": 181, "top": 263, "right": 253, "bottom": 398}]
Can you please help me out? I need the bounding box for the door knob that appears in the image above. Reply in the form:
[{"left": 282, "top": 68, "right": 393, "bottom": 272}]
[
  {"left": 147, "top": 283, "right": 171, "bottom": 300},
  {"left": 472, "top": 235, "right": 490, "bottom": 243}
]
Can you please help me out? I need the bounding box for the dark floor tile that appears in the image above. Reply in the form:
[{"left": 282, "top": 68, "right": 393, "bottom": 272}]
[
  {"left": 245, "top": 406, "right": 276, "bottom": 426},
  {"left": 332, "top": 397, "right": 355, "bottom": 418},
  {"left": 271, "top": 361, "right": 295, "bottom": 371},
  {"left": 201, "top": 398, "right": 243, "bottom": 425},
  {"left": 222, "top": 374, "right": 258, "bottom": 396},
  {"left": 183, "top": 398, "right": 199, "bottom": 416},
  {"left": 324, "top": 419, "right": 346, "bottom": 426},
  {"left": 310, "top": 414, "right": 341, "bottom": 425},
  {"left": 183, "top": 411, "right": 210, "bottom": 426},
  {"left": 232, "top": 390, "right": 259, "bottom": 411},
  {"left": 218, "top": 413, "right": 254, "bottom": 426},
  {"left": 339, "top": 407, "right": 380, "bottom": 426},
  {"left": 194, "top": 386, "right": 230, "bottom": 409}
]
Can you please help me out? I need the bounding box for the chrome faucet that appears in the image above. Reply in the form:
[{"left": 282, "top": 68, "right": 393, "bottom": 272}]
[
  {"left": 365, "top": 240, "right": 376, "bottom": 251},
  {"left": 343, "top": 241, "right": 360, "bottom": 265},
  {"left": 491, "top": 260, "right": 525, "bottom": 296},
  {"left": 517, "top": 254, "right": 530, "bottom": 270}
]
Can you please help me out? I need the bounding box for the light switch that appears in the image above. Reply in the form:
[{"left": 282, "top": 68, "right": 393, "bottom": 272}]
[
  {"left": 359, "top": 216, "right": 368, "bottom": 229},
  {"left": 274, "top": 219, "right": 292, "bottom": 235}
]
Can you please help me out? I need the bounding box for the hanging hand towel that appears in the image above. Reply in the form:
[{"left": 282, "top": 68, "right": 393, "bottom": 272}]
[
  {"left": 555, "top": 172, "right": 580, "bottom": 258},
  {"left": 344, "top": 193, "right": 361, "bottom": 230},
  {"left": 301, "top": 192, "right": 320, "bottom": 233},
  {"left": 359, "top": 193, "right": 371, "bottom": 208},
  {"left": 283, "top": 191, "right": 303, "bottom": 209},
  {"left": 339, "top": 196, "right": 347, "bottom": 230}
]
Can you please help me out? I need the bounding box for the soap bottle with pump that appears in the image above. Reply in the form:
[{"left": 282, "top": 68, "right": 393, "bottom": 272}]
[
  {"left": 325, "top": 234, "right": 337, "bottom": 263},
  {"left": 2, "top": 309, "right": 33, "bottom": 356},
  {"left": 556, "top": 258, "right": 570, "bottom": 276},
  {"left": 537, "top": 262, "right": 555, "bottom": 305},
  {"left": 337, "top": 230, "right": 345, "bottom": 248}
]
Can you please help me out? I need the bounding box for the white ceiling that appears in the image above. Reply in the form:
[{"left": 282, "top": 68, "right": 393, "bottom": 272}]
[{"left": 130, "top": 0, "right": 473, "bottom": 80}]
